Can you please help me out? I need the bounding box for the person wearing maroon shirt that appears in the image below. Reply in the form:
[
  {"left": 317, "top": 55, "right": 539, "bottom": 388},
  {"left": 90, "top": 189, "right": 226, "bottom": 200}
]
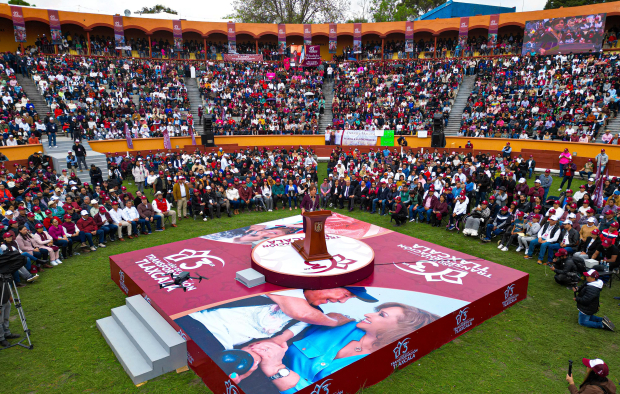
[
  {"left": 239, "top": 182, "right": 254, "bottom": 211},
  {"left": 76, "top": 210, "right": 105, "bottom": 250},
  {"left": 528, "top": 180, "right": 545, "bottom": 204},
  {"left": 251, "top": 180, "right": 266, "bottom": 211}
]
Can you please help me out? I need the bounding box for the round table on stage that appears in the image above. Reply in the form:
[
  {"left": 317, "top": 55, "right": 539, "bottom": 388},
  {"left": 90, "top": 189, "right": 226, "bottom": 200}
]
[{"left": 251, "top": 233, "right": 375, "bottom": 289}]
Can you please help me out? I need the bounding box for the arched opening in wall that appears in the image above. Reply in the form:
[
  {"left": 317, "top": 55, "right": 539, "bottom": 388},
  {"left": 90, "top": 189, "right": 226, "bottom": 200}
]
[
  {"left": 338, "top": 34, "right": 354, "bottom": 59},
  {"left": 124, "top": 28, "right": 149, "bottom": 58},
  {"left": 414, "top": 31, "right": 434, "bottom": 58},
  {"left": 89, "top": 26, "right": 116, "bottom": 56},
  {"left": 604, "top": 15, "right": 620, "bottom": 49},
  {"left": 496, "top": 25, "right": 524, "bottom": 55},
  {"left": 362, "top": 33, "right": 381, "bottom": 60},
  {"left": 150, "top": 29, "right": 174, "bottom": 59},
  {"left": 257, "top": 33, "right": 278, "bottom": 60},
  {"left": 24, "top": 21, "right": 54, "bottom": 54},
  {"left": 436, "top": 29, "right": 458, "bottom": 58},
  {"left": 0, "top": 17, "right": 20, "bottom": 53},
  {"left": 58, "top": 23, "right": 88, "bottom": 55},
  {"left": 205, "top": 32, "right": 227, "bottom": 59},
  {"left": 236, "top": 33, "right": 256, "bottom": 54},
  {"left": 182, "top": 31, "right": 205, "bottom": 59},
  {"left": 384, "top": 32, "right": 405, "bottom": 60},
  {"left": 467, "top": 27, "right": 487, "bottom": 57}
]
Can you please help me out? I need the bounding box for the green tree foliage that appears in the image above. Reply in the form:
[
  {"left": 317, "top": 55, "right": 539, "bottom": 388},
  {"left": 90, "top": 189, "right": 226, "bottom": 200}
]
[
  {"left": 370, "top": 0, "right": 443, "bottom": 22},
  {"left": 8, "top": 0, "right": 36, "bottom": 6},
  {"left": 135, "top": 5, "right": 178, "bottom": 15},
  {"left": 544, "top": 0, "right": 608, "bottom": 10},
  {"left": 225, "top": 0, "right": 350, "bottom": 23}
]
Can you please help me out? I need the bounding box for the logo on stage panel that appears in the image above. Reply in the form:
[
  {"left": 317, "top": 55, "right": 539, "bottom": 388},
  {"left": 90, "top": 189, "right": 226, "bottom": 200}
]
[
  {"left": 224, "top": 380, "right": 240, "bottom": 394},
  {"left": 305, "top": 254, "right": 357, "bottom": 273},
  {"left": 314, "top": 222, "right": 323, "bottom": 233},
  {"left": 502, "top": 284, "right": 519, "bottom": 307},
  {"left": 164, "top": 249, "right": 225, "bottom": 270},
  {"left": 391, "top": 338, "right": 418, "bottom": 368},
  {"left": 118, "top": 270, "right": 129, "bottom": 294},
  {"left": 311, "top": 379, "right": 342, "bottom": 394},
  {"left": 394, "top": 244, "right": 492, "bottom": 284},
  {"left": 454, "top": 307, "right": 474, "bottom": 334}
]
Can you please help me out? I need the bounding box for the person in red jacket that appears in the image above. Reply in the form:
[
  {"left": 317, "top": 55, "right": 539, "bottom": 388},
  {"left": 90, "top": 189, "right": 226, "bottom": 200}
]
[
  {"left": 93, "top": 207, "right": 118, "bottom": 243},
  {"left": 42, "top": 209, "right": 61, "bottom": 230},
  {"left": 76, "top": 210, "right": 105, "bottom": 251}
]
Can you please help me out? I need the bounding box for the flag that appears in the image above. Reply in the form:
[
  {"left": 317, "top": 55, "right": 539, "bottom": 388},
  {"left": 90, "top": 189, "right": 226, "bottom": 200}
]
[
  {"left": 124, "top": 122, "right": 133, "bottom": 149},
  {"left": 189, "top": 126, "right": 196, "bottom": 145},
  {"left": 299, "top": 45, "right": 306, "bottom": 67},
  {"left": 592, "top": 165, "right": 608, "bottom": 209}
]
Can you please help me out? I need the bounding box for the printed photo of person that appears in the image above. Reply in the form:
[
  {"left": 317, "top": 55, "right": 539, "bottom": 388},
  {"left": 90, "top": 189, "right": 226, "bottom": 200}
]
[{"left": 175, "top": 286, "right": 466, "bottom": 394}]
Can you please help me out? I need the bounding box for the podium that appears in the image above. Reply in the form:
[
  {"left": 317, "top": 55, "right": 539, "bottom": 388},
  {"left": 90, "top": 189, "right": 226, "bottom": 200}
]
[{"left": 292, "top": 210, "right": 332, "bottom": 261}]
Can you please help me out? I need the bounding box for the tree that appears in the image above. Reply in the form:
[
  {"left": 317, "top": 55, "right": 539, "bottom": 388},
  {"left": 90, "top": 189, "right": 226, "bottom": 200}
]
[
  {"left": 8, "top": 0, "right": 36, "bottom": 6},
  {"left": 346, "top": 0, "right": 371, "bottom": 23},
  {"left": 370, "top": 0, "right": 443, "bottom": 22},
  {"left": 544, "top": 0, "right": 608, "bottom": 9},
  {"left": 135, "top": 5, "right": 178, "bottom": 15},
  {"left": 225, "top": 0, "right": 350, "bottom": 23}
]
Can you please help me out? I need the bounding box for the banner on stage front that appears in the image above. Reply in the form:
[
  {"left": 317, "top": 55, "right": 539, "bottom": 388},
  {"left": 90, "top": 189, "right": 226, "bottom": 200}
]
[
  {"left": 113, "top": 15, "right": 126, "bottom": 49},
  {"left": 329, "top": 23, "right": 337, "bottom": 53},
  {"left": 173, "top": 20, "right": 183, "bottom": 51},
  {"left": 10, "top": 6, "right": 26, "bottom": 43},
  {"left": 353, "top": 23, "right": 362, "bottom": 54},
  {"left": 48, "top": 10, "right": 63, "bottom": 45},
  {"left": 304, "top": 24, "right": 312, "bottom": 45},
  {"left": 405, "top": 21, "right": 414, "bottom": 53},
  {"left": 227, "top": 22, "right": 237, "bottom": 54},
  {"left": 341, "top": 129, "right": 377, "bottom": 146},
  {"left": 278, "top": 24, "right": 286, "bottom": 54},
  {"left": 222, "top": 54, "right": 264, "bottom": 61}
]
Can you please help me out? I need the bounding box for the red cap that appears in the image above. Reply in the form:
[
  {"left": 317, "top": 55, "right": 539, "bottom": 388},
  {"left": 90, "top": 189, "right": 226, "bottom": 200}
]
[
  {"left": 159, "top": 171, "right": 164, "bottom": 175},
  {"left": 64, "top": 214, "right": 72, "bottom": 220},
  {"left": 583, "top": 269, "right": 600, "bottom": 279},
  {"left": 545, "top": 169, "right": 550, "bottom": 173},
  {"left": 234, "top": 178, "right": 239, "bottom": 182},
  {"left": 2, "top": 233, "right": 12, "bottom": 239},
  {"left": 592, "top": 229, "right": 600, "bottom": 236},
  {"left": 45, "top": 209, "right": 52, "bottom": 215},
  {"left": 121, "top": 186, "right": 127, "bottom": 191},
  {"left": 534, "top": 204, "right": 542, "bottom": 210},
  {"left": 35, "top": 223, "right": 44, "bottom": 229},
  {"left": 500, "top": 206, "right": 508, "bottom": 211},
  {"left": 27, "top": 212, "right": 35, "bottom": 218},
  {"left": 517, "top": 211, "right": 525, "bottom": 217},
  {"left": 570, "top": 203, "right": 577, "bottom": 209},
  {"left": 582, "top": 358, "right": 609, "bottom": 377},
  {"left": 602, "top": 239, "right": 613, "bottom": 248},
  {"left": 481, "top": 200, "right": 488, "bottom": 205},
  {"left": 554, "top": 248, "right": 568, "bottom": 257},
  {"left": 611, "top": 222, "right": 619, "bottom": 228},
  {"left": 566, "top": 189, "right": 573, "bottom": 193},
  {"left": 99, "top": 207, "right": 107, "bottom": 213}
]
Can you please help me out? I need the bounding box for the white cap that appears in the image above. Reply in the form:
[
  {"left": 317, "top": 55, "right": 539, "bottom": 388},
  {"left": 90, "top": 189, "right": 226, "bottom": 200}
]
[
  {"left": 518, "top": 178, "right": 526, "bottom": 183},
  {"left": 589, "top": 177, "right": 595, "bottom": 181},
  {"left": 550, "top": 215, "right": 560, "bottom": 221},
  {"left": 71, "top": 186, "right": 77, "bottom": 190},
  {"left": 155, "top": 191, "right": 162, "bottom": 195},
  {"left": 68, "top": 150, "right": 72, "bottom": 153},
  {"left": 535, "top": 179, "right": 541, "bottom": 183},
  {"left": 92, "top": 200, "right": 99, "bottom": 204},
  {"left": 206, "top": 186, "right": 211, "bottom": 190},
  {"left": 587, "top": 217, "right": 596, "bottom": 222},
  {"left": 562, "top": 220, "right": 572, "bottom": 225},
  {"left": 5, "top": 210, "right": 13, "bottom": 215},
  {"left": 568, "top": 213, "right": 576, "bottom": 219},
  {"left": 80, "top": 210, "right": 88, "bottom": 215}
]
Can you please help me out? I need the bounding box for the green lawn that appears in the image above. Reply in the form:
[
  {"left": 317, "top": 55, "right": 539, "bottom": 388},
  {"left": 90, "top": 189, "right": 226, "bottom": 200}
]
[{"left": 2, "top": 166, "right": 617, "bottom": 394}]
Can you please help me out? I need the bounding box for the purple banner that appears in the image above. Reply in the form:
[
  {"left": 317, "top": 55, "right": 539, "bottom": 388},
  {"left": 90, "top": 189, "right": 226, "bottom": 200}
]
[
  {"left": 329, "top": 23, "right": 337, "bottom": 54},
  {"left": 487, "top": 14, "right": 499, "bottom": 49},
  {"left": 227, "top": 22, "right": 236, "bottom": 54},
  {"left": 163, "top": 128, "right": 172, "bottom": 149},
  {"left": 593, "top": 166, "right": 608, "bottom": 209},
  {"left": 458, "top": 17, "right": 469, "bottom": 56},
  {"left": 48, "top": 10, "right": 62, "bottom": 45},
  {"left": 190, "top": 126, "right": 196, "bottom": 146},
  {"left": 278, "top": 24, "right": 286, "bottom": 54},
  {"left": 113, "top": 15, "right": 126, "bottom": 49},
  {"left": 405, "top": 21, "right": 414, "bottom": 53},
  {"left": 353, "top": 23, "right": 362, "bottom": 54},
  {"left": 10, "top": 6, "right": 26, "bottom": 43},
  {"left": 304, "top": 24, "right": 312, "bottom": 46},
  {"left": 124, "top": 123, "right": 133, "bottom": 149},
  {"left": 173, "top": 20, "right": 183, "bottom": 52},
  {"left": 302, "top": 45, "right": 322, "bottom": 67},
  {"left": 222, "top": 54, "right": 264, "bottom": 61}
]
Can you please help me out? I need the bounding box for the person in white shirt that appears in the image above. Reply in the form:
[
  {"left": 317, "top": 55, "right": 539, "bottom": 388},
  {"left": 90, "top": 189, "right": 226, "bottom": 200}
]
[
  {"left": 525, "top": 216, "right": 561, "bottom": 264},
  {"left": 6, "top": 136, "right": 17, "bottom": 146},
  {"left": 109, "top": 201, "right": 132, "bottom": 240},
  {"left": 122, "top": 200, "right": 142, "bottom": 236}
]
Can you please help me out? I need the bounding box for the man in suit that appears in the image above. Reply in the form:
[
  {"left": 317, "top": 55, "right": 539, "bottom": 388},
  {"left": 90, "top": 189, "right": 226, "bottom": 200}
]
[
  {"left": 339, "top": 180, "right": 354, "bottom": 210},
  {"left": 371, "top": 181, "right": 389, "bottom": 214}
]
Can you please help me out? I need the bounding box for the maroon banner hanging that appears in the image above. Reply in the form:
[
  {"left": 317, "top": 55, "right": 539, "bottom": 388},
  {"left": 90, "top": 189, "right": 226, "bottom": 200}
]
[
  {"left": 353, "top": 23, "right": 362, "bottom": 54},
  {"left": 304, "top": 24, "right": 312, "bottom": 46},
  {"left": 329, "top": 23, "right": 337, "bottom": 54},
  {"left": 113, "top": 15, "right": 127, "bottom": 49},
  {"left": 124, "top": 122, "right": 133, "bottom": 149},
  {"left": 302, "top": 45, "right": 322, "bottom": 67},
  {"left": 163, "top": 128, "right": 172, "bottom": 149},
  {"left": 173, "top": 20, "right": 183, "bottom": 51},
  {"left": 487, "top": 14, "right": 500, "bottom": 49},
  {"left": 278, "top": 24, "right": 286, "bottom": 54},
  {"left": 458, "top": 17, "right": 469, "bottom": 55},
  {"left": 227, "top": 22, "right": 236, "bottom": 54},
  {"left": 189, "top": 126, "right": 196, "bottom": 146},
  {"left": 10, "top": 6, "right": 26, "bottom": 43},
  {"left": 48, "top": 10, "right": 63, "bottom": 45},
  {"left": 405, "top": 21, "right": 414, "bottom": 53}
]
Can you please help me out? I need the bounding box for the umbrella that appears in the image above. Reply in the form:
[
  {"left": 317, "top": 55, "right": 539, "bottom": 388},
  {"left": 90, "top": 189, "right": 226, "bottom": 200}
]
[
  {"left": 304, "top": 92, "right": 315, "bottom": 96},
  {"left": 348, "top": 57, "right": 357, "bottom": 61}
]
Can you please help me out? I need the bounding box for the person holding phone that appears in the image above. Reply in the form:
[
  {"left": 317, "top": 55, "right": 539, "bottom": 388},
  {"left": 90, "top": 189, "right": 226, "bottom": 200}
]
[{"left": 566, "top": 358, "right": 616, "bottom": 394}]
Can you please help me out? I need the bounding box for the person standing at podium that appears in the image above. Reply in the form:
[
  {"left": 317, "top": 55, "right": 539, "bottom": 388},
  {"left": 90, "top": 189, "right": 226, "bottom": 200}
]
[{"left": 301, "top": 186, "right": 321, "bottom": 233}]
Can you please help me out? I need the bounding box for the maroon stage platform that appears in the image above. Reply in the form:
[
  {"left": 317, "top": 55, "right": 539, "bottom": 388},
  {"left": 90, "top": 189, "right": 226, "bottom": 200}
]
[{"left": 109, "top": 213, "right": 528, "bottom": 394}]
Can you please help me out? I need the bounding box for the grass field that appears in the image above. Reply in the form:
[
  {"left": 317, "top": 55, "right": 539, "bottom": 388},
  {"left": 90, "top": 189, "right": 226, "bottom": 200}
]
[{"left": 2, "top": 165, "right": 618, "bottom": 394}]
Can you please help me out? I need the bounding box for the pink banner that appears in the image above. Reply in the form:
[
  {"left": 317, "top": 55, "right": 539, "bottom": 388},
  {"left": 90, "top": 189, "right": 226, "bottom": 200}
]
[
  {"left": 405, "top": 21, "right": 414, "bottom": 53},
  {"left": 304, "top": 24, "right": 312, "bottom": 46},
  {"left": 189, "top": 126, "right": 196, "bottom": 146},
  {"left": 457, "top": 17, "right": 469, "bottom": 56},
  {"left": 353, "top": 23, "right": 362, "bottom": 54},
  {"left": 10, "top": 6, "right": 26, "bottom": 43},
  {"left": 113, "top": 15, "right": 126, "bottom": 49},
  {"left": 222, "top": 54, "right": 264, "bottom": 61},
  {"left": 227, "top": 22, "right": 236, "bottom": 54},
  {"left": 163, "top": 128, "right": 172, "bottom": 149},
  {"left": 173, "top": 20, "right": 183, "bottom": 51},
  {"left": 302, "top": 45, "right": 322, "bottom": 67},
  {"left": 487, "top": 14, "right": 500, "bottom": 48},
  {"left": 48, "top": 10, "right": 62, "bottom": 45},
  {"left": 329, "top": 23, "right": 337, "bottom": 54},
  {"left": 278, "top": 24, "right": 286, "bottom": 54},
  {"left": 124, "top": 123, "right": 133, "bottom": 149}
]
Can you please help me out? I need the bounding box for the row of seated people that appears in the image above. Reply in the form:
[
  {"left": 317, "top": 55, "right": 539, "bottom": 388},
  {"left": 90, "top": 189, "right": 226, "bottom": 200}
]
[
  {"left": 330, "top": 60, "right": 464, "bottom": 135},
  {"left": 25, "top": 56, "right": 194, "bottom": 140},
  {"left": 197, "top": 62, "right": 325, "bottom": 135},
  {"left": 458, "top": 52, "right": 620, "bottom": 141}
]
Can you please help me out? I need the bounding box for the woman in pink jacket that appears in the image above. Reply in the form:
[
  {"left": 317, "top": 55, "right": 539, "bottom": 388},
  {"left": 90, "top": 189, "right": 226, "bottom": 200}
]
[
  {"left": 33, "top": 223, "right": 62, "bottom": 265},
  {"left": 49, "top": 217, "right": 78, "bottom": 258},
  {"left": 558, "top": 148, "right": 572, "bottom": 177},
  {"left": 15, "top": 226, "right": 52, "bottom": 268}
]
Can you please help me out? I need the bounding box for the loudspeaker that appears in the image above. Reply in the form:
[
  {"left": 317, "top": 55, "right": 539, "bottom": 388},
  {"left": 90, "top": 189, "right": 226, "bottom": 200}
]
[
  {"left": 203, "top": 117, "right": 213, "bottom": 135},
  {"left": 201, "top": 133, "right": 215, "bottom": 147},
  {"left": 201, "top": 117, "right": 215, "bottom": 147},
  {"left": 431, "top": 130, "right": 446, "bottom": 148}
]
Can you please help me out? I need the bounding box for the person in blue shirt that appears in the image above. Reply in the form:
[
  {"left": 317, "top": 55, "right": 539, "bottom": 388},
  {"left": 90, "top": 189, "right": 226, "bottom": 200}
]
[{"left": 249, "top": 302, "right": 439, "bottom": 393}]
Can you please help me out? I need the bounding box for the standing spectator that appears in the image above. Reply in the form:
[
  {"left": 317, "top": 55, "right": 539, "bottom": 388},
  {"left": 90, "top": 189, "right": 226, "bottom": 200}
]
[
  {"left": 559, "top": 148, "right": 572, "bottom": 178},
  {"left": 573, "top": 270, "right": 614, "bottom": 331},
  {"left": 72, "top": 140, "right": 88, "bottom": 172},
  {"left": 539, "top": 170, "right": 553, "bottom": 202},
  {"left": 132, "top": 160, "right": 148, "bottom": 193},
  {"left": 46, "top": 117, "right": 58, "bottom": 148},
  {"left": 559, "top": 159, "right": 577, "bottom": 192},
  {"left": 595, "top": 149, "right": 609, "bottom": 174},
  {"left": 172, "top": 176, "right": 190, "bottom": 219}
]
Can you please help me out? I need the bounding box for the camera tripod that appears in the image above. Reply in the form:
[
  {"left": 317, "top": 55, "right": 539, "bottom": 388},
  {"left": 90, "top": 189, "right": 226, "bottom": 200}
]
[{"left": 0, "top": 274, "right": 33, "bottom": 350}]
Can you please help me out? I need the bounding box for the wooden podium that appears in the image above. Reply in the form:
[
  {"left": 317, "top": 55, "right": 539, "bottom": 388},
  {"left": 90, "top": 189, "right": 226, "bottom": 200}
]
[{"left": 292, "top": 210, "right": 332, "bottom": 262}]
